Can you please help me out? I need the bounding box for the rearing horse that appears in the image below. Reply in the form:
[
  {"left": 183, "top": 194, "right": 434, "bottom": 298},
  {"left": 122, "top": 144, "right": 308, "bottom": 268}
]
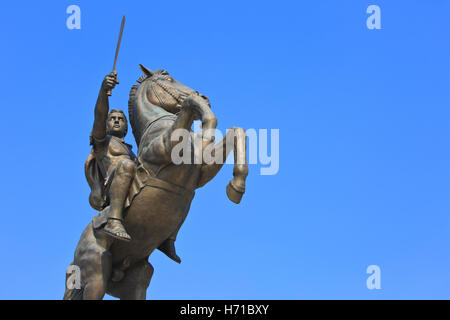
[{"left": 64, "top": 65, "right": 248, "bottom": 300}]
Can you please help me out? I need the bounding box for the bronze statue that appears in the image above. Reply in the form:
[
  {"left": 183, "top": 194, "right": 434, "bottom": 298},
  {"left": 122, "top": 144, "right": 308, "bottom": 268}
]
[
  {"left": 86, "top": 71, "right": 135, "bottom": 242},
  {"left": 64, "top": 65, "right": 249, "bottom": 300}
]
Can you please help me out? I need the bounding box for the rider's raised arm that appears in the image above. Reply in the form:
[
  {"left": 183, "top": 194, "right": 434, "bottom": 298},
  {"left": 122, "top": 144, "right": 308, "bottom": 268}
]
[{"left": 92, "top": 72, "right": 119, "bottom": 145}]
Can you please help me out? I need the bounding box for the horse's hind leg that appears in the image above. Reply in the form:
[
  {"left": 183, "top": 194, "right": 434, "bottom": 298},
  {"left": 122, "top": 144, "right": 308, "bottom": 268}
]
[
  {"left": 64, "top": 223, "right": 113, "bottom": 300},
  {"left": 82, "top": 250, "right": 112, "bottom": 300},
  {"left": 107, "top": 259, "right": 154, "bottom": 300}
]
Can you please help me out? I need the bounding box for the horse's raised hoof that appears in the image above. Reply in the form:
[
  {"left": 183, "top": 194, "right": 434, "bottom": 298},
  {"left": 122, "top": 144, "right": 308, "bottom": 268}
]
[
  {"left": 226, "top": 181, "right": 245, "bottom": 204},
  {"left": 100, "top": 219, "right": 132, "bottom": 242}
]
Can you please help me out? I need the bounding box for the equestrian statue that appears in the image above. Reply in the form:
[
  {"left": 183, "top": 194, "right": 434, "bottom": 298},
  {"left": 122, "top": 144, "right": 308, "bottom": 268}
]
[{"left": 63, "top": 65, "right": 249, "bottom": 300}]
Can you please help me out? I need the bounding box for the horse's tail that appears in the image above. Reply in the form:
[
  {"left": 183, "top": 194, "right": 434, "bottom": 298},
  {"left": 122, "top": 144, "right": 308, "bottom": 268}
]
[{"left": 63, "top": 263, "right": 84, "bottom": 300}]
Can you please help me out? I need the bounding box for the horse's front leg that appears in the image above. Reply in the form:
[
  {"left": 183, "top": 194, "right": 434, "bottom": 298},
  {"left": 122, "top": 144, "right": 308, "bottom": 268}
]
[
  {"left": 198, "top": 127, "right": 248, "bottom": 204},
  {"left": 140, "top": 94, "right": 216, "bottom": 164}
]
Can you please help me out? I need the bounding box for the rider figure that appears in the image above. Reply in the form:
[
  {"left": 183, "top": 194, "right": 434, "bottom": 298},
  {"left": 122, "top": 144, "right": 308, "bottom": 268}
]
[
  {"left": 88, "top": 71, "right": 136, "bottom": 242},
  {"left": 85, "top": 71, "right": 182, "bottom": 262}
]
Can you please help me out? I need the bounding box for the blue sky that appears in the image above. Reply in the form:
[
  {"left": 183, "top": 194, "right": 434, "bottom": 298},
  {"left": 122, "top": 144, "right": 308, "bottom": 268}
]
[{"left": 1, "top": 0, "right": 449, "bottom": 299}]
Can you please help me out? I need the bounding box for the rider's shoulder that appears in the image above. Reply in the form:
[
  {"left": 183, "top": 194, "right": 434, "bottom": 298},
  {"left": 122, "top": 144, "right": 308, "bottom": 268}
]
[{"left": 90, "top": 134, "right": 110, "bottom": 152}]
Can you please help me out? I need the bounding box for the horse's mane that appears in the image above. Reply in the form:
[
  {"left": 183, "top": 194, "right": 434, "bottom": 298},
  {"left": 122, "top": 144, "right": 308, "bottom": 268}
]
[
  {"left": 128, "top": 74, "right": 150, "bottom": 147},
  {"left": 128, "top": 84, "right": 140, "bottom": 146}
]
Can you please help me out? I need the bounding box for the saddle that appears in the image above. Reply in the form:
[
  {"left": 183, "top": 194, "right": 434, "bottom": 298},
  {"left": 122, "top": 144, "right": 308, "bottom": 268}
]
[{"left": 92, "top": 162, "right": 194, "bottom": 229}]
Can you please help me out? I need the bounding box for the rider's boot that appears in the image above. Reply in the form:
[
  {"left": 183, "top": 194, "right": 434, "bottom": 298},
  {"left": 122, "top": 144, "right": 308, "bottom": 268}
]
[
  {"left": 102, "top": 218, "right": 131, "bottom": 242},
  {"left": 158, "top": 238, "right": 181, "bottom": 263}
]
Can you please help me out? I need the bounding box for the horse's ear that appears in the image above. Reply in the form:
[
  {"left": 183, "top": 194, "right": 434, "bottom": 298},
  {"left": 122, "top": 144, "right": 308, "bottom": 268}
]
[{"left": 139, "top": 64, "right": 154, "bottom": 77}]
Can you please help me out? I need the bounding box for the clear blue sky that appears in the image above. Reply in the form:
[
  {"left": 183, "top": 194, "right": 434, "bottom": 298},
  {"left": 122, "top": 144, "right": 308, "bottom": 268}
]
[{"left": 1, "top": 0, "right": 449, "bottom": 299}]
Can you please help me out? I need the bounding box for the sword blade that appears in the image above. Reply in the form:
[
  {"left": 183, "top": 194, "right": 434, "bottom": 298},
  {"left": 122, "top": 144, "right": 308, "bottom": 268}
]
[
  {"left": 112, "top": 16, "right": 126, "bottom": 71},
  {"left": 107, "top": 16, "right": 125, "bottom": 96}
]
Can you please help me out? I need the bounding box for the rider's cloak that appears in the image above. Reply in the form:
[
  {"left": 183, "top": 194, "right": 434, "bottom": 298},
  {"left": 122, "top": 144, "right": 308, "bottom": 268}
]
[{"left": 85, "top": 150, "right": 106, "bottom": 211}]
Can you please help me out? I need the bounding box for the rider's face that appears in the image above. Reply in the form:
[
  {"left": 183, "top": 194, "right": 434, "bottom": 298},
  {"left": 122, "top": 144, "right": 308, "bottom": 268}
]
[{"left": 107, "top": 113, "right": 126, "bottom": 138}]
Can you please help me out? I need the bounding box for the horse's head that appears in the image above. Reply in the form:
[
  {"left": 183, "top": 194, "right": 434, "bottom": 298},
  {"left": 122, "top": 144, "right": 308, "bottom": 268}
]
[
  {"left": 129, "top": 64, "right": 210, "bottom": 146},
  {"left": 137, "top": 64, "right": 210, "bottom": 114}
]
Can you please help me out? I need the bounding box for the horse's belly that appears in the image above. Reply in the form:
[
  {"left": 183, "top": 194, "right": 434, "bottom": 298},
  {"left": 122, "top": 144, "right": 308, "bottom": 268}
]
[{"left": 110, "top": 185, "right": 192, "bottom": 265}]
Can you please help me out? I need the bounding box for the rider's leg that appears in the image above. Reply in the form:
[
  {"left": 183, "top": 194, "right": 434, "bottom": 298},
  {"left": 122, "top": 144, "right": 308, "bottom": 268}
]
[
  {"left": 103, "top": 159, "right": 136, "bottom": 241},
  {"left": 109, "top": 159, "right": 136, "bottom": 220}
]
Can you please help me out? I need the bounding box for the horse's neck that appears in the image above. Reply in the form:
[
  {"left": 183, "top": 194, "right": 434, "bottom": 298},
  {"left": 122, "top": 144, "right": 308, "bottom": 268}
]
[
  {"left": 133, "top": 83, "right": 172, "bottom": 145},
  {"left": 136, "top": 105, "right": 170, "bottom": 131}
]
